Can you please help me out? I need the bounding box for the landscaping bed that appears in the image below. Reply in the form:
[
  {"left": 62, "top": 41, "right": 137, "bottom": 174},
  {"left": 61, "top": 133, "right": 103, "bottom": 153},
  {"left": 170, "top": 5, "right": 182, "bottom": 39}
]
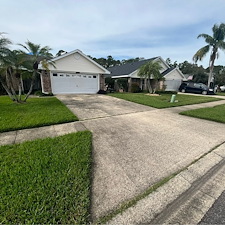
[
  {"left": 0, "top": 96, "right": 78, "bottom": 132},
  {"left": 180, "top": 104, "right": 225, "bottom": 123},
  {"left": 108, "top": 93, "right": 221, "bottom": 108},
  {"left": 0, "top": 131, "right": 92, "bottom": 224}
]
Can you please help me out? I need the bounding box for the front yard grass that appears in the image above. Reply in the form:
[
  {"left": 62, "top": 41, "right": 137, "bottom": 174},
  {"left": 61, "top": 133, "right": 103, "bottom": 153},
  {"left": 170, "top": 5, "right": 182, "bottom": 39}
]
[
  {"left": 216, "top": 92, "right": 225, "bottom": 96},
  {"left": 0, "top": 96, "right": 78, "bottom": 133},
  {"left": 0, "top": 131, "right": 92, "bottom": 224},
  {"left": 180, "top": 104, "right": 225, "bottom": 123},
  {"left": 109, "top": 93, "right": 221, "bottom": 108}
]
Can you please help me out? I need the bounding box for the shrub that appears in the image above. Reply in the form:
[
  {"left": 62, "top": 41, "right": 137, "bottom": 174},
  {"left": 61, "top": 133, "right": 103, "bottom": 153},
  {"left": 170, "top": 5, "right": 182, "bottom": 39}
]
[
  {"left": 117, "top": 78, "right": 128, "bottom": 92},
  {"left": 131, "top": 82, "right": 141, "bottom": 93},
  {"left": 97, "top": 90, "right": 107, "bottom": 94}
]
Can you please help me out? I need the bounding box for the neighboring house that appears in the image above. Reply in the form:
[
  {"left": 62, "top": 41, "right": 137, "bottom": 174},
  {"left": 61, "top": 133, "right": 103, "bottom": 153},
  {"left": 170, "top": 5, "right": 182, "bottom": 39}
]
[
  {"left": 39, "top": 49, "right": 110, "bottom": 94},
  {"left": 108, "top": 57, "right": 185, "bottom": 92}
]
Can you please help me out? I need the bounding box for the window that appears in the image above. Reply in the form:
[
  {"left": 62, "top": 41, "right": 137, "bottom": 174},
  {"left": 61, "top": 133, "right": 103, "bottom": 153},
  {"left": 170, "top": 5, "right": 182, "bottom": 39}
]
[
  {"left": 83, "top": 75, "right": 87, "bottom": 78},
  {"left": 88, "top": 75, "right": 92, "bottom": 78},
  {"left": 60, "top": 74, "right": 64, "bottom": 77},
  {"left": 53, "top": 73, "right": 58, "bottom": 76},
  {"left": 66, "top": 74, "right": 70, "bottom": 77},
  {"left": 93, "top": 75, "right": 97, "bottom": 78}
]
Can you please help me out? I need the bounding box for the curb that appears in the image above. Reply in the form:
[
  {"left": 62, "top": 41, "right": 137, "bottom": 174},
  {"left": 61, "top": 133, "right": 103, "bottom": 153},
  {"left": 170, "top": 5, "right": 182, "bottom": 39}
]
[{"left": 107, "top": 143, "right": 225, "bottom": 224}]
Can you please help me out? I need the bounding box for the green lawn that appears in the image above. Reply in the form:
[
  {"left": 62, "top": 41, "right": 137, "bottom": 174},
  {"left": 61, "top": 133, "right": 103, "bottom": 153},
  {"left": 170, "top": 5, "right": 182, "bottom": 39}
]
[
  {"left": 109, "top": 93, "right": 221, "bottom": 108},
  {"left": 0, "top": 96, "right": 78, "bottom": 132},
  {"left": 180, "top": 104, "right": 225, "bottom": 123},
  {"left": 216, "top": 92, "right": 225, "bottom": 96},
  {"left": 0, "top": 131, "right": 92, "bottom": 224}
]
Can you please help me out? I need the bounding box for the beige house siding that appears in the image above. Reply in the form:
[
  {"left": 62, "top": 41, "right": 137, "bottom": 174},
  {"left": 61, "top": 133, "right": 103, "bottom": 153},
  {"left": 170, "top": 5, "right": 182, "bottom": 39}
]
[{"left": 48, "top": 52, "right": 106, "bottom": 74}]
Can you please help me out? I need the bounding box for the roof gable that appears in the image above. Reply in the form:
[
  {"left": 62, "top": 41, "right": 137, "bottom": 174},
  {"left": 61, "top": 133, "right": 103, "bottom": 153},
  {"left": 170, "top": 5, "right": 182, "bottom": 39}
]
[{"left": 41, "top": 49, "right": 110, "bottom": 74}]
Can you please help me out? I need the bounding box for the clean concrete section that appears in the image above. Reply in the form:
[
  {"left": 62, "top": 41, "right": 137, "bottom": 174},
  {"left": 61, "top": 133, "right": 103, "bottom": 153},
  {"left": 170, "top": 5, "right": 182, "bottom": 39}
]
[
  {"left": 108, "top": 143, "right": 225, "bottom": 224},
  {"left": 0, "top": 121, "right": 86, "bottom": 146},
  {"left": 57, "top": 94, "right": 225, "bottom": 220}
]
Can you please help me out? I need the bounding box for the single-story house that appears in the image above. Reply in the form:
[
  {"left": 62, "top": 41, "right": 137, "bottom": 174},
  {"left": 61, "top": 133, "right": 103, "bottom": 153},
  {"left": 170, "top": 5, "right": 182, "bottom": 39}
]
[
  {"left": 39, "top": 49, "right": 110, "bottom": 94},
  {"left": 107, "top": 57, "right": 186, "bottom": 92}
]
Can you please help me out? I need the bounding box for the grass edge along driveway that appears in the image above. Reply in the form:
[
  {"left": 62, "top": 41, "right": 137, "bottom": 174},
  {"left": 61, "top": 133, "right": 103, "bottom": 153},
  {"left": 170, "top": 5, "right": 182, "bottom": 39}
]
[
  {"left": 109, "top": 93, "right": 221, "bottom": 108},
  {"left": 0, "top": 131, "right": 92, "bottom": 224},
  {"left": 180, "top": 104, "right": 225, "bottom": 123},
  {"left": 0, "top": 96, "right": 78, "bottom": 133}
]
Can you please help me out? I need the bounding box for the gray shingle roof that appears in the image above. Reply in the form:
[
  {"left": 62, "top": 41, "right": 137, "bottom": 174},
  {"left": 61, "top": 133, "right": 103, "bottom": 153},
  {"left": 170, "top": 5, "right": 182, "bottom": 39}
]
[
  {"left": 161, "top": 67, "right": 175, "bottom": 76},
  {"left": 108, "top": 57, "right": 158, "bottom": 76}
]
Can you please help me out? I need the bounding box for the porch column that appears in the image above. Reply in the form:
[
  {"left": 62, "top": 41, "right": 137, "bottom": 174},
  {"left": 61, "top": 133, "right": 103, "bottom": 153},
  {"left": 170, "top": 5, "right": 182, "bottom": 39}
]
[{"left": 128, "top": 77, "right": 132, "bottom": 92}]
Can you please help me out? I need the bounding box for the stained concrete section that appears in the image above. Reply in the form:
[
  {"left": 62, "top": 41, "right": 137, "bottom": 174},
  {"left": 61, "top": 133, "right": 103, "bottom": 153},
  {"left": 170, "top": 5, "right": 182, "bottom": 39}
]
[
  {"left": 108, "top": 143, "right": 225, "bottom": 225},
  {"left": 0, "top": 122, "right": 86, "bottom": 146},
  {"left": 83, "top": 107, "right": 225, "bottom": 220},
  {"left": 56, "top": 94, "right": 154, "bottom": 120}
]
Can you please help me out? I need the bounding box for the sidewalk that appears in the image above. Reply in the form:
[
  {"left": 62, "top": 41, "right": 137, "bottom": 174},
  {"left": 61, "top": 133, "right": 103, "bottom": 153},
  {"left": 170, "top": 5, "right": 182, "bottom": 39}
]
[{"left": 0, "top": 121, "right": 87, "bottom": 146}]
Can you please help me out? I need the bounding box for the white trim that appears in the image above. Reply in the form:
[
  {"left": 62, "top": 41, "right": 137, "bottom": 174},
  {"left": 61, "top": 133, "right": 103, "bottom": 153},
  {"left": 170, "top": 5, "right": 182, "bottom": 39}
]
[
  {"left": 112, "top": 75, "right": 130, "bottom": 78},
  {"left": 50, "top": 69, "right": 100, "bottom": 75},
  {"left": 46, "top": 49, "right": 110, "bottom": 74},
  {"left": 153, "top": 56, "right": 170, "bottom": 69}
]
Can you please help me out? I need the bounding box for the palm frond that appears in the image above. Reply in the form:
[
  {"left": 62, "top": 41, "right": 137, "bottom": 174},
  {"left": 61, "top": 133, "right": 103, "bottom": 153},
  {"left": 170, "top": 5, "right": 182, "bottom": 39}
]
[
  {"left": 217, "top": 40, "right": 225, "bottom": 50},
  {"left": 193, "top": 45, "right": 210, "bottom": 62},
  {"left": 212, "top": 24, "right": 225, "bottom": 41},
  {"left": 197, "top": 33, "right": 214, "bottom": 45}
]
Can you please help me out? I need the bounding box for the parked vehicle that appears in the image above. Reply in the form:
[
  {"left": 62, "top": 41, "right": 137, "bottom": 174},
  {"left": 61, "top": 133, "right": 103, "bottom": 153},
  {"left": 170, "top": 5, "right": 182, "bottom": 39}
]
[
  {"left": 220, "top": 85, "right": 225, "bottom": 92},
  {"left": 179, "top": 82, "right": 214, "bottom": 95}
]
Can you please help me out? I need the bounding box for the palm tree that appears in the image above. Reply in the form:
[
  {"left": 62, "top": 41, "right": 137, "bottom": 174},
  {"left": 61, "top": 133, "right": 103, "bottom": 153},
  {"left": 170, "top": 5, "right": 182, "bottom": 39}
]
[
  {"left": 193, "top": 23, "right": 225, "bottom": 87},
  {"left": 0, "top": 33, "right": 17, "bottom": 101},
  {"left": 138, "top": 60, "right": 163, "bottom": 93},
  {"left": 19, "top": 40, "right": 53, "bottom": 101}
]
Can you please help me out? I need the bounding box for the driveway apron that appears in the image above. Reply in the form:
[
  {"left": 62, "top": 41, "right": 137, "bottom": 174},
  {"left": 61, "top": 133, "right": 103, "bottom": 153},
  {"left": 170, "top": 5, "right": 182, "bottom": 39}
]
[{"left": 57, "top": 94, "right": 225, "bottom": 221}]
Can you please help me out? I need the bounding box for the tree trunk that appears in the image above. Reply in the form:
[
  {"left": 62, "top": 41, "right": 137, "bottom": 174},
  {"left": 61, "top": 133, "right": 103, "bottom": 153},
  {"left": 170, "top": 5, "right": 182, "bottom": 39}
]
[
  {"left": 147, "top": 78, "right": 152, "bottom": 93},
  {"left": 0, "top": 77, "right": 15, "bottom": 101},
  {"left": 24, "top": 71, "right": 36, "bottom": 102},
  {"left": 6, "top": 69, "right": 18, "bottom": 102},
  {"left": 208, "top": 51, "right": 216, "bottom": 87}
]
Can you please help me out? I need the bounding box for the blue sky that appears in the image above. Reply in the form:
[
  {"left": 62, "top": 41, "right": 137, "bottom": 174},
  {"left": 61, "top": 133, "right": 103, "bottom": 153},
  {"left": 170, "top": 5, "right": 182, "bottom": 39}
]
[{"left": 1, "top": 0, "right": 225, "bottom": 68}]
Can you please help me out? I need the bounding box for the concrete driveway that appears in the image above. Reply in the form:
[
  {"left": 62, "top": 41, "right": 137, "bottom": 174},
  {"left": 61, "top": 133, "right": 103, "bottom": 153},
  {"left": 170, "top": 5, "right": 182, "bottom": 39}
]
[{"left": 57, "top": 94, "right": 225, "bottom": 221}]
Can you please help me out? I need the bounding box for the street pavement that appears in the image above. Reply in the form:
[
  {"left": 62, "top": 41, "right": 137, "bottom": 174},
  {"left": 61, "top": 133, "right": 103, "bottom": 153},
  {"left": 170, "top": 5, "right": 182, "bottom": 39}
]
[{"left": 200, "top": 190, "right": 225, "bottom": 224}]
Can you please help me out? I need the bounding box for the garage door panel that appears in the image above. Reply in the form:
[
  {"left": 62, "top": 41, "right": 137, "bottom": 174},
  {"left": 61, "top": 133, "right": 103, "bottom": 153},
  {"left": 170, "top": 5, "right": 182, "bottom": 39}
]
[{"left": 51, "top": 73, "right": 99, "bottom": 94}]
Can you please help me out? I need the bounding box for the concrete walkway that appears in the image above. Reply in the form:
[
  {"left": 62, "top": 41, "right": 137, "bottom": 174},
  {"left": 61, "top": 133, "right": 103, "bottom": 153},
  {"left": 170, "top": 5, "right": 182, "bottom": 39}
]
[
  {"left": 1, "top": 94, "right": 225, "bottom": 223},
  {"left": 0, "top": 121, "right": 87, "bottom": 146}
]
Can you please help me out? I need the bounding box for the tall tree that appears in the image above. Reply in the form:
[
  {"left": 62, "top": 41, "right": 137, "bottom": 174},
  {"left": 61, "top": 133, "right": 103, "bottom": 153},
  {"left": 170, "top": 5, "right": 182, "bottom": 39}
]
[
  {"left": 19, "top": 40, "right": 53, "bottom": 101},
  {"left": 193, "top": 23, "right": 225, "bottom": 87},
  {"left": 0, "top": 33, "right": 17, "bottom": 101},
  {"left": 0, "top": 50, "right": 30, "bottom": 101},
  {"left": 138, "top": 61, "right": 163, "bottom": 93}
]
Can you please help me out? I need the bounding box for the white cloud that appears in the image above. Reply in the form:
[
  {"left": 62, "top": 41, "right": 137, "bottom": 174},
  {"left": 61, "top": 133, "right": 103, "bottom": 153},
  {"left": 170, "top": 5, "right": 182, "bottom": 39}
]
[{"left": 1, "top": 0, "right": 225, "bottom": 67}]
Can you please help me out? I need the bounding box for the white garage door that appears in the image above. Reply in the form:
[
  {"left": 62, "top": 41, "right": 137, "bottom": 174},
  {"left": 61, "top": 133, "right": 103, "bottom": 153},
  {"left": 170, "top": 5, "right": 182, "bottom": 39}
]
[
  {"left": 51, "top": 72, "right": 99, "bottom": 94},
  {"left": 164, "top": 79, "right": 182, "bottom": 91}
]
